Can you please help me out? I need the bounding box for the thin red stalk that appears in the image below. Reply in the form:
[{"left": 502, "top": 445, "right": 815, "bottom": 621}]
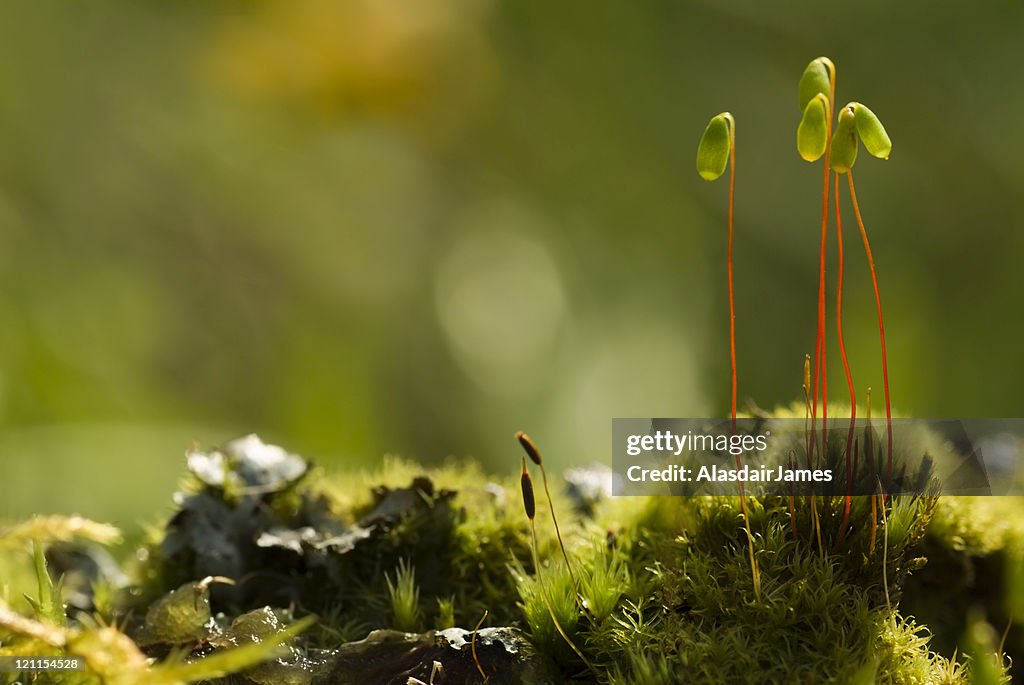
[
  {"left": 847, "top": 172, "right": 893, "bottom": 487},
  {"left": 728, "top": 125, "right": 737, "bottom": 434},
  {"left": 809, "top": 70, "right": 836, "bottom": 468},
  {"left": 795, "top": 355, "right": 809, "bottom": 542},
  {"left": 803, "top": 356, "right": 811, "bottom": 465},
  {"left": 810, "top": 162, "right": 830, "bottom": 466},
  {"left": 823, "top": 72, "right": 836, "bottom": 445},
  {"left": 821, "top": 298, "right": 828, "bottom": 457},
  {"left": 834, "top": 171, "right": 856, "bottom": 546},
  {"left": 727, "top": 125, "right": 759, "bottom": 602},
  {"left": 866, "top": 390, "right": 878, "bottom": 555}
]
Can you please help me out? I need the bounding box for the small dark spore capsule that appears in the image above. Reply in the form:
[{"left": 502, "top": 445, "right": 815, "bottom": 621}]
[
  {"left": 516, "top": 431, "right": 543, "bottom": 466},
  {"left": 520, "top": 458, "right": 536, "bottom": 521}
]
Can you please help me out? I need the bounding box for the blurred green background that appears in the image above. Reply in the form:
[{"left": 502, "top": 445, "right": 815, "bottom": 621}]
[{"left": 1, "top": 0, "right": 1022, "bottom": 531}]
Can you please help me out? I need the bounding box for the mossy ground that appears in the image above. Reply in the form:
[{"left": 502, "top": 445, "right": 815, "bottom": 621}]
[{"left": 1, "top": 425, "right": 1021, "bottom": 684}]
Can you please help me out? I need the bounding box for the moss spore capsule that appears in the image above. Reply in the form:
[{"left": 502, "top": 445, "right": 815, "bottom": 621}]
[
  {"left": 797, "top": 93, "right": 829, "bottom": 162},
  {"left": 798, "top": 57, "right": 833, "bottom": 110},
  {"left": 830, "top": 106, "right": 859, "bottom": 173},
  {"left": 520, "top": 457, "right": 535, "bottom": 521},
  {"left": 516, "top": 431, "right": 543, "bottom": 466},
  {"left": 696, "top": 112, "right": 732, "bottom": 181},
  {"left": 852, "top": 102, "right": 892, "bottom": 160}
]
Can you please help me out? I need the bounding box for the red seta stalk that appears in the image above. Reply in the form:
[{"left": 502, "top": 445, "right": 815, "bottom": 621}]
[
  {"left": 834, "top": 171, "right": 857, "bottom": 546},
  {"left": 847, "top": 172, "right": 893, "bottom": 486},
  {"left": 728, "top": 122, "right": 738, "bottom": 434},
  {"left": 809, "top": 68, "right": 836, "bottom": 468},
  {"left": 727, "top": 124, "right": 760, "bottom": 602}
]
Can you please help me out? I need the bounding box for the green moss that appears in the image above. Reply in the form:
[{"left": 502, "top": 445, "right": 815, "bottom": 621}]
[
  {"left": 900, "top": 498, "right": 1024, "bottom": 681},
  {"left": 583, "top": 495, "right": 945, "bottom": 683},
  {"left": 2, "top": 431, "right": 1019, "bottom": 684},
  {"left": 385, "top": 558, "right": 422, "bottom": 632}
]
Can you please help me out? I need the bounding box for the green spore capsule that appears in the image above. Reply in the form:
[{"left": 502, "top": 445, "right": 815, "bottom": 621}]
[
  {"left": 830, "top": 106, "right": 859, "bottom": 174},
  {"left": 852, "top": 102, "right": 892, "bottom": 160},
  {"left": 797, "top": 93, "right": 829, "bottom": 162},
  {"left": 696, "top": 112, "right": 733, "bottom": 181},
  {"left": 799, "top": 57, "right": 833, "bottom": 110}
]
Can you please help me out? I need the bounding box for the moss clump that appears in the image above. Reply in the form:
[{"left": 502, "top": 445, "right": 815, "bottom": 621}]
[
  {"left": 1, "top": 430, "right": 1018, "bottom": 683},
  {"left": 592, "top": 496, "right": 948, "bottom": 683}
]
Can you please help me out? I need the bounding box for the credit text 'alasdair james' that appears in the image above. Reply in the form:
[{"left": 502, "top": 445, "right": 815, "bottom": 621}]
[{"left": 626, "top": 464, "right": 833, "bottom": 483}]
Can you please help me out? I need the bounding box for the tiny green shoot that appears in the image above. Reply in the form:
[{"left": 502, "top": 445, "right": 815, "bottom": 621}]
[{"left": 386, "top": 558, "right": 422, "bottom": 632}]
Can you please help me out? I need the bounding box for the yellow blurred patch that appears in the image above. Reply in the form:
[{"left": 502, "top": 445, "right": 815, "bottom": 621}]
[{"left": 204, "top": 0, "right": 493, "bottom": 132}]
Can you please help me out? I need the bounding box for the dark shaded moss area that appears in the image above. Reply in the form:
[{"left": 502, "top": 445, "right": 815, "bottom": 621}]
[{"left": 126, "top": 437, "right": 538, "bottom": 652}]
